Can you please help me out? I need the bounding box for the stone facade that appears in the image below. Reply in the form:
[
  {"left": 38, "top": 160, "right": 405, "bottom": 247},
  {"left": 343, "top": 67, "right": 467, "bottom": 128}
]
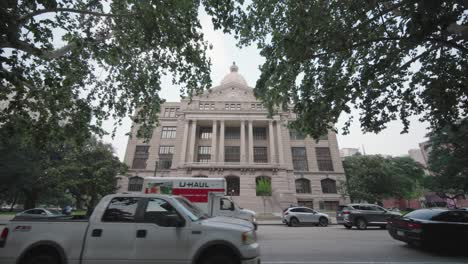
[{"left": 118, "top": 63, "right": 349, "bottom": 213}]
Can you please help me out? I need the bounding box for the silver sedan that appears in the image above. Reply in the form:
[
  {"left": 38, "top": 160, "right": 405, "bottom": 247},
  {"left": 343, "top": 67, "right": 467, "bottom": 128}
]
[{"left": 282, "top": 207, "right": 331, "bottom": 227}]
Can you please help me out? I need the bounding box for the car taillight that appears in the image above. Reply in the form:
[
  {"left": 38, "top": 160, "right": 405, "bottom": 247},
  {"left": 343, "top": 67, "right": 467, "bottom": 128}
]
[
  {"left": 407, "top": 222, "right": 422, "bottom": 230},
  {"left": 0, "top": 228, "right": 9, "bottom": 247},
  {"left": 284, "top": 212, "right": 289, "bottom": 216},
  {"left": 343, "top": 211, "right": 350, "bottom": 215}
]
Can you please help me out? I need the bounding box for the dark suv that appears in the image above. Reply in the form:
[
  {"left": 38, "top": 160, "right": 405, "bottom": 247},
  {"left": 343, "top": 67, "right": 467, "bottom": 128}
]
[{"left": 341, "top": 204, "right": 401, "bottom": 230}]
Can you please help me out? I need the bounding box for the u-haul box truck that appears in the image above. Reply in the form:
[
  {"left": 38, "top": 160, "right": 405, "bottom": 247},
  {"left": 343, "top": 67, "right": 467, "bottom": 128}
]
[{"left": 142, "top": 177, "right": 257, "bottom": 228}]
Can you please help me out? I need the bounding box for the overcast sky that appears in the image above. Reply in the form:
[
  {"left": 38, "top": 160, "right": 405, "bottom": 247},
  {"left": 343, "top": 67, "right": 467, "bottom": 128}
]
[{"left": 101, "top": 9, "right": 429, "bottom": 161}]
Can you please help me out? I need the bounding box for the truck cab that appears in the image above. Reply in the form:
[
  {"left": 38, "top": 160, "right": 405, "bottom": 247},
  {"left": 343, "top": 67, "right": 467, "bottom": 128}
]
[{"left": 209, "top": 193, "right": 257, "bottom": 227}]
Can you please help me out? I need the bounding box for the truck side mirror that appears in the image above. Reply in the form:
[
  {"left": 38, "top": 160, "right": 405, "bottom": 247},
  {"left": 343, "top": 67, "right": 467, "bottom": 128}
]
[{"left": 165, "top": 215, "right": 185, "bottom": 227}]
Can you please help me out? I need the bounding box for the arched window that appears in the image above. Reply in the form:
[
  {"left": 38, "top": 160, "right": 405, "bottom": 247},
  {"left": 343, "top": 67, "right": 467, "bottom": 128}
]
[
  {"left": 295, "top": 178, "right": 311, "bottom": 194},
  {"left": 128, "top": 176, "right": 144, "bottom": 192},
  {"left": 321, "top": 178, "right": 337, "bottom": 194},
  {"left": 225, "top": 176, "right": 240, "bottom": 196},
  {"left": 255, "top": 176, "right": 272, "bottom": 196}
]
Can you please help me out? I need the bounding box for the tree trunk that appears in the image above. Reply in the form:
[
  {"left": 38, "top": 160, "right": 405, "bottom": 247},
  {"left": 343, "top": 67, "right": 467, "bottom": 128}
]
[
  {"left": 23, "top": 190, "right": 38, "bottom": 209},
  {"left": 9, "top": 192, "right": 19, "bottom": 212},
  {"left": 86, "top": 195, "right": 98, "bottom": 217}
]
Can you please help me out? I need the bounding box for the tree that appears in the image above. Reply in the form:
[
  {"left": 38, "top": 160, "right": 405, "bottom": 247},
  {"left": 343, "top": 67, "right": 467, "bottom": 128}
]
[
  {"left": 343, "top": 155, "right": 425, "bottom": 203},
  {"left": 255, "top": 177, "right": 272, "bottom": 214},
  {"left": 426, "top": 119, "right": 468, "bottom": 200},
  {"left": 58, "top": 136, "right": 127, "bottom": 215},
  {"left": 1, "top": 0, "right": 212, "bottom": 141},
  {"left": 205, "top": 0, "right": 468, "bottom": 138}
]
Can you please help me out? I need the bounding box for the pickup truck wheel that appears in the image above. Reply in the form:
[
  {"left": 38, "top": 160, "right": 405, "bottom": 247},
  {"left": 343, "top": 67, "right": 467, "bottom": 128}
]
[
  {"left": 318, "top": 217, "right": 328, "bottom": 227},
  {"left": 23, "top": 253, "right": 59, "bottom": 264},
  {"left": 290, "top": 217, "right": 300, "bottom": 227},
  {"left": 356, "top": 218, "right": 367, "bottom": 230}
]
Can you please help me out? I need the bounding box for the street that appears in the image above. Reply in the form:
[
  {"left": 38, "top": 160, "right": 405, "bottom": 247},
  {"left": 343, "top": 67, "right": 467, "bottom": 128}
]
[{"left": 257, "top": 225, "right": 468, "bottom": 264}]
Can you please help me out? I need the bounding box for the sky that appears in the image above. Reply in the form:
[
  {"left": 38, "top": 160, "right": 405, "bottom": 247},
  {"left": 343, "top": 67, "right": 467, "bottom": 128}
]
[{"left": 101, "top": 9, "right": 429, "bottom": 161}]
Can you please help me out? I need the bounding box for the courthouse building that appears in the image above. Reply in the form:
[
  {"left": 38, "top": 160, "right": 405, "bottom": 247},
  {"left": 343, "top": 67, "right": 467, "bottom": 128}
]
[{"left": 118, "top": 63, "right": 349, "bottom": 213}]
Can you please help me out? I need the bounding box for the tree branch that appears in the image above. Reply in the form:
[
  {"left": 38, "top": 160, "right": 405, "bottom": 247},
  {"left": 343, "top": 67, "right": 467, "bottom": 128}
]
[{"left": 19, "top": 8, "right": 132, "bottom": 24}]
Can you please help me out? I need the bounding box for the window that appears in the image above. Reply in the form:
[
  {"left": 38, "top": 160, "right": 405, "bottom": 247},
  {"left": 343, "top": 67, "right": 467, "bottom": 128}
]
[
  {"left": 169, "top": 108, "right": 175, "bottom": 117},
  {"left": 225, "top": 104, "right": 229, "bottom": 110},
  {"left": 132, "top": 146, "right": 149, "bottom": 169},
  {"left": 220, "top": 198, "right": 234, "bottom": 210},
  {"left": 128, "top": 176, "right": 144, "bottom": 191},
  {"left": 159, "top": 146, "right": 174, "bottom": 170},
  {"left": 197, "top": 146, "right": 211, "bottom": 163},
  {"left": 102, "top": 197, "right": 140, "bottom": 222},
  {"left": 143, "top": 198, "right": 181, "bottom": 226},
  {"left": 224, "top": 146, "right": 240, "bottom": 162},
  {"left": 319, "top": 201, "right": 339, "bottom": 211},
  {"left": 251, "top": 104, "right": 255, "bottom": 109},
  {"left": 256, "top": 103, "right": 263, "bottom": 110},
  {"left": 199, "top": 127, "right": 212, "bottom": 139},
  {"left": 225, "top": 127, "right": 240, "bottom": 139},
  {"left": 161, "top": 127, "right": 176, "bottom": 139},
  {"left": 256, "top": 176, "right": 272, "bottom": 196},
  {"left": 211, "top": 104, "right": 215, "bottom": 110},
  {"left": 321, "top": 178, "right": 337, "bottom": 194},
  {"left": 316, "top": 147, "right": 334, "bottom": 171},
  {"left": 163, "top": 107, "right": 178, "bottom": 117},
  {"left": 291, "top": 147, "right": 308, "bottom": 171},
  {"left": 199, "top": 103, "right": 204, "bottom": 110},
  {"left": 431, "top": 211, "right": 468, "bottom": 223},
  {"left": 297, "top": 200, "right": 314, "bottom": 209},
  {"left": 295, "top": 178, "right": 311, "bottom": 194},
  {"left": 236, "top": 104, "right": 241, "bottom": 110},
  {"left": 226, "top": 176, "right": 240, "bottom": 196},
  {"left": 253, "top": 127, "right": 267, "bottom": 140},
  {"left": 289, "top": 130, "right": 306, "bottom": 140},
  {"left": 230, "top": 103, "right": 235, "bottom": 110},
  {"left": 254, "top": 147, "right": 268, "bottom": 163}
]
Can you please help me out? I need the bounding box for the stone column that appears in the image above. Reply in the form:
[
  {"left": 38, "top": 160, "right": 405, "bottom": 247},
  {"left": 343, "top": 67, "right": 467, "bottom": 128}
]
[
  {"left": 276, "top": 119, "right": 284, "bottom": 164},
  {"left": 211, "top": 120, "right": 217, "bottom": 162},
  {"left": 219, "top": 120, "right": 225, "bottom": 162},
  {"left": 269, "top": 120, "right": 276, "bottom": 163},
  {"left": 188, "top": 120, "right": 197, "bottom": 162},
  {"left": 248, "top": 120, "right": 254, "bottom": 163},
  {"left": 240, "top": 120, "right": 246, "bottom": 163},
  {"left": 179, "top": 120, "right": 190, "bottom": 164}
]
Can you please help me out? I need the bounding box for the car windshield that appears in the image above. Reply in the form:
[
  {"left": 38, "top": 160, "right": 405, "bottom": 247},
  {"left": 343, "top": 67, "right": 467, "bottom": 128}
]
[
  {"left": 404, "top": 209, "right": 445, "bottom": 220},
  {"left": 174, "top": 197, "right": 209, "bottom": 221}
]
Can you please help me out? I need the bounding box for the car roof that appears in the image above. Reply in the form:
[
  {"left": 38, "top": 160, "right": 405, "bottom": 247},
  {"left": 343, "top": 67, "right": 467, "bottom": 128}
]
[{"left": 287, "top": 206, "right": 312, "bottom": 210}]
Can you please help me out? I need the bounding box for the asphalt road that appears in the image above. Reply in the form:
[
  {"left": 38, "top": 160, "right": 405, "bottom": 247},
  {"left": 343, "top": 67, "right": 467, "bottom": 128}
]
[{"left": 257, "top": 225, "right": 468, "bottom": 264}]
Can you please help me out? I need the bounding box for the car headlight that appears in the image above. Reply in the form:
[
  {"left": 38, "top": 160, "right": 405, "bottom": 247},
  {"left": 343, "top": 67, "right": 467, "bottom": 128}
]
[
  {"left": 252, "top": 217, "right": 256, "bottom": 223},
  {"left": 242, "top": 231, "right": 256, "bottom": 245}
]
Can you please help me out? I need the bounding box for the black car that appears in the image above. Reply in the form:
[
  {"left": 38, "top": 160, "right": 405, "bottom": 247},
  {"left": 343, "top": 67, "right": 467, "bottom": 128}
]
[
  {"left": 388, "top": 209, "right": 468, "bottom": 249},
  {"left": 341, "top": 203, "right": 401, "bottom": 229}
]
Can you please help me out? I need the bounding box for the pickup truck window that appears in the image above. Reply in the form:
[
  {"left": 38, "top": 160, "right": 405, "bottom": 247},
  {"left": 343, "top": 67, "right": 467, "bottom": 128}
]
[
  {"left": 102, "top": 197, "right": 140, "bottom": 222},
  {"left": 175, "top": 197, "right": 208, "bottom": 221},
  {"left": 144, "top": 198, "right": 180, "bottom": 226}
]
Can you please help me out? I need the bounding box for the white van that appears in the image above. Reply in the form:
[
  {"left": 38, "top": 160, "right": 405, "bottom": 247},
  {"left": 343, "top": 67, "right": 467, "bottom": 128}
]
[{"left": 142, "top": 177, "right": 257, "bottom": 228}]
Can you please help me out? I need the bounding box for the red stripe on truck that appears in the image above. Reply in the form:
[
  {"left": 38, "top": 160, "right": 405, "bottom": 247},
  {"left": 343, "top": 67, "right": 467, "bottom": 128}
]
[{"left": 172, "top": 188, "right": 225, "bottom": 203}]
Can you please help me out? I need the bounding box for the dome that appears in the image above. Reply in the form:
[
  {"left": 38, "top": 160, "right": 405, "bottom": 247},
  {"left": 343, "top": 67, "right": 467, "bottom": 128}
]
[{"left": 220, "top": 62, "right": 248, "bottom": 87}]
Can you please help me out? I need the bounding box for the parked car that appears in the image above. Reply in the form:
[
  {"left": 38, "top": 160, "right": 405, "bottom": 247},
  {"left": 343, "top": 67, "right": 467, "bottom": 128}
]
[
  {"left": 388, "top": 208, "right": 468, "bottom": 249},
  {"left": 0, "top": 194, "right": 260, "bottom": 264},
  {"left": 282, "top": 206, "right": 330, "bottom": 227},
  {"left": 341, "top": 203, "right": 402, "bottom": 230},
  {"left": 336, "top": 205, "right": 349, "bottom": 224},
  {"left": 14, "top": 208, "right": 63, "bottom": 219}
]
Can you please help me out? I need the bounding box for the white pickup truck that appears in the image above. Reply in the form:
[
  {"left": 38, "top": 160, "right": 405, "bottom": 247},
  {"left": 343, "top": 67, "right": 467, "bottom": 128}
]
[{"left": 0, "top": 194, "right": 260, "bottom": 264}]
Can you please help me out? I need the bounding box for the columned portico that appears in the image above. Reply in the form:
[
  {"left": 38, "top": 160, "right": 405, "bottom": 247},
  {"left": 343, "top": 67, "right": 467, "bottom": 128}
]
[
  {"left": 269, "top": 121, "right": 276, "bottom": 163},
  {"left": 188, "top": 120, "right": 197, "bottom": 162},
  {"left": 219, "top": 120, "right": 225, "bottom": 162},
  {"left": 211, "top": 120, "right": 217, "bottom": 162},
  {"left": 240, "top": 120, "right": 246, "bottom": 163}
]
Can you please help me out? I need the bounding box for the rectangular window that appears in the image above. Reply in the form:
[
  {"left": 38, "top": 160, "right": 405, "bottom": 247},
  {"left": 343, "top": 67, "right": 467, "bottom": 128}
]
[
  {"left": 102, "top": 197, "right": 140, "bottom": 222},
  {"left": 256, "top": 103, "right": 263, "bottom": 110},
  {"left": 169, "top": 108, "right": 175, "bottom": 117},
  {"left": 161, "top": 127, "right": 176, "bottom": 139},
  {"left": 163, "top": 108, "right": 169, "bottom": 117},
  {"left": 236, "top": 104, "right": 241, "bottom": 110},
  {"left": 132, "top": 145, "right": 149, "bottom": 169},
  {"left": 225, "top": 104, "right": 229, "bottom": 110},
  {"left": 224, "top": 146, "right": 240, "bottom": 162},
  {"left": 199, "top": 127, "right": 212, "bottom": 139},
  {"left": 158, "top": 146, "right": 174, "bottom": 169},
  {"left": 230, "top": 103, "right": 235, "bottom": 110},
  {"left": 199, "top": 103, "right": 204, "bottom": 110},
  {"left": 320, "top": 201, "right": 339, "bottom": 211},
  {"left": 254, "top": 147, "right": 268, "bottom": 163},
  {"left": 251, "top": 103, "right": 255, "bottom": 110},
  {"left": 253, "top": 127, "right": 267, "bottom": 140},
  {"left": 290, "top": 130, "right": 306, "bottom": 140},
  {"left": 292, "top": 147, "right": 309, "bottom": 171},
  {"left": 225, "top": 127, "right": 240, "bottom": 140},
  {"left": 316, "top": 147, "right": 334, "bottom": 171},
  {"left": 211, "top": 104, "right": 215, "bottom": 110},
  {"left": 204, "top": 103, "right": 209, "bottom": 110},
  {"left": 197, "top": 146, "right": 211, "bottom": 163}
]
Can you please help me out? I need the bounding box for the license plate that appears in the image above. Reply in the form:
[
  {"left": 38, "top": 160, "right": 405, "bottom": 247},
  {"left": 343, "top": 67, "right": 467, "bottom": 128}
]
[{"left": 397, "top": 230, "right": 405, "bottom": 236}]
